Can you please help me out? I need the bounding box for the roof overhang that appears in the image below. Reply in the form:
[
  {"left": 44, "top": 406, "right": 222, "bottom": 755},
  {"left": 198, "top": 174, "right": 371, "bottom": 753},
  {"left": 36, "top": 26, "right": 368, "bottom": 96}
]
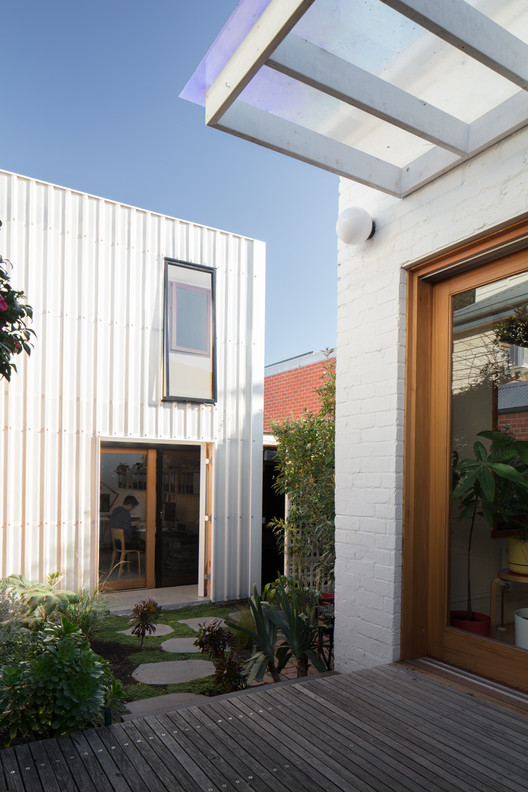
[{"left": 181, "top": 0, "right": 528, "bottom": 198}]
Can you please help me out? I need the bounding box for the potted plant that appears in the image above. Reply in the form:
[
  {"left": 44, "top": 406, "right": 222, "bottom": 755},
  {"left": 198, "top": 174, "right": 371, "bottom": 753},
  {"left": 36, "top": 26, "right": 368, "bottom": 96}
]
[{"left": 452, "top": 430, "right": 528, "bottom": 636}]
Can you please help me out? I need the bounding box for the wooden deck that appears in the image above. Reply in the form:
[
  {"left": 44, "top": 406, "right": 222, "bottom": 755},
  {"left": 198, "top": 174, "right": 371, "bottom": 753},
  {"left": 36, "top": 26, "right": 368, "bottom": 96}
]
[{"left": 1, "top": 663, "right": 527, "bottom": 791}]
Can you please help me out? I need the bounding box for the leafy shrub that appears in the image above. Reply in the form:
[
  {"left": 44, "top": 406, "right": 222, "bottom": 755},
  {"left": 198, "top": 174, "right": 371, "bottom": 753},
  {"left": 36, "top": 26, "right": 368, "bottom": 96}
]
[
  {"left": 225, "top": 585, "right": 281, "bottom": 683},
  {"left": 226, "top": 577, "right": 325, "bottom": 681},
  {"left": 129, "top": 598, "right": 162, "bottom": 649},
  {"left": 194, "top": 620, "right": 247, "bottom": 693},
  {"left": 195, "top": 619, "right": 234, "bottom": 658},
  {"left": 3, "top": 572, "right": 78, "bottom": 626},
  {"left": 0, "top": 583, "right": 35, "bottom": 666},
  {"left": 63, "top": 587, "right": 109, "bottom": 641},
  {"left": 0, "top": 247, "right": 35, "bottom": 382},
  {"left": 226, "top": 607, "right": 256, "bottom": 650},
  {"left": 212, "top": 649, "right": 247, "bottom": 693},
  {"left": 0, "top": 618, "right": 124, "bottom": 746}
]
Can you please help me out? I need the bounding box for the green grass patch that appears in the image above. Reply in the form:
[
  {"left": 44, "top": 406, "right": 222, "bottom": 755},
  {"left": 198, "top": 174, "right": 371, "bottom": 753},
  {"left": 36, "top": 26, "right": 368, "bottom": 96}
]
[{"left": 94, "top": 602, "right": 240, "bottom": 704}]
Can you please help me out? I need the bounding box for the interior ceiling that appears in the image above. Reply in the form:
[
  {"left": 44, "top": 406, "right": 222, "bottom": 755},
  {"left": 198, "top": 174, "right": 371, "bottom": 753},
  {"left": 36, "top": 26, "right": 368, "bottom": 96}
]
[{"left": 181, "top": 0, "right": 528, "bottom": 198}]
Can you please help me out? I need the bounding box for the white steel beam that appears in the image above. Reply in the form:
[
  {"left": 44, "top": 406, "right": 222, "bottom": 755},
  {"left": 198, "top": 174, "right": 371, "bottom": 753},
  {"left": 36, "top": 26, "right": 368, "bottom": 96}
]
[
  {"left": 469, "top": 91, "right": 528, "bottom": 153},
  {"left": 206, "top": 0, "right": 315, "bottom": 127},
  {"left": 216, "top": 102, "right": 403, "bottom": 196},
  {"left": 269, "top": 35, "right": 469, "bottom": 155},
  {"left": 380, "top": 0, "right": 528, "bottom": 90},
  {"left": 400, "top": 146, "right": 461, "bottom": 196}
]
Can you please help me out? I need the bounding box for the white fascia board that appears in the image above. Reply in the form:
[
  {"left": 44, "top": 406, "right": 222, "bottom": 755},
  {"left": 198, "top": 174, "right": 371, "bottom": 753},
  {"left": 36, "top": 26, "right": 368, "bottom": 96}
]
[
  {"left": 401, "top": 91, "right": 528, "bottom": 196},
  {"left": 217, "top": 102, "right": 403, "bottom": 196},
  {"left": 206, "top": 0, "right": 316, "bottom": 127},
  {"left": 381, "top": 0, "right": 528, "bottom": 90},
  {"left": 400, "top": 146, "right": 461, "bottom": 196},
  {"left": 269, "top": 36, "right": 469, "bottom": 155},
  {"left": 468, "top": 91, "right": 528, "bottom": 153}
]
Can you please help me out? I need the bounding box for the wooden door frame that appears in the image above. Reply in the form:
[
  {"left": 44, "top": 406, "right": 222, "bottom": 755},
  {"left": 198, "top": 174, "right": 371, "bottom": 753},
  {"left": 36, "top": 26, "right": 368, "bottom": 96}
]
[{"left": 403, "top": 219, "right": 528, "bottom": 689}]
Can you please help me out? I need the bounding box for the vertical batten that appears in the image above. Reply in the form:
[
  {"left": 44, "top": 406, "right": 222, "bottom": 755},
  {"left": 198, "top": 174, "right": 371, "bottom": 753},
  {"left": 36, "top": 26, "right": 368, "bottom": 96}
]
[{"left": 0, "top": 169, "right": 264, "bottom": 597}]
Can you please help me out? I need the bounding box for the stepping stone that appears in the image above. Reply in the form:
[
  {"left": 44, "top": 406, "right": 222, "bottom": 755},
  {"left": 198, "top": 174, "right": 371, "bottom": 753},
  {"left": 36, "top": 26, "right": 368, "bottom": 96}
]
[
  {"left": 123, "top": 693, "right": 208, "bottom": 720},
  {"left": 178, "top": 616, "right": 224, "bottom": 632},
  {"left": 118, "top": 624, "right": 174, "bottom": 637},
  {"left": 161, "top": 637, "right": 200, "bottom": 654},
  {"left": 132, "top": 659, "right": 215, "bottom": 685}
]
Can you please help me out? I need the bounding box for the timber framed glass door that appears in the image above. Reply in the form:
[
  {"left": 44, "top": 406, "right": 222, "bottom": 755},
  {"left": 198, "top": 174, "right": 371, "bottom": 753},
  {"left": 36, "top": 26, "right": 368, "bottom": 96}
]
[
  {"left": 427, "top": 253, "right": 528, "bottom": 689},
  {"left": 157, "top": 447, "right": 201, "bottom": 587},
  {"left": 99, "top": 447, "right": 156, "bottom": 590}
]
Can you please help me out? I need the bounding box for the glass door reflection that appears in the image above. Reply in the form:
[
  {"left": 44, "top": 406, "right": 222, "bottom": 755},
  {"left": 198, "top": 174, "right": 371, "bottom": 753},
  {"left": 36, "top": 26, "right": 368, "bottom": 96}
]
[
  {"left": 158, "top": 448, "right": 200, "bottom": 587},
  {"left": 99, "top": 451, "right": 147, "bottom": 587}
]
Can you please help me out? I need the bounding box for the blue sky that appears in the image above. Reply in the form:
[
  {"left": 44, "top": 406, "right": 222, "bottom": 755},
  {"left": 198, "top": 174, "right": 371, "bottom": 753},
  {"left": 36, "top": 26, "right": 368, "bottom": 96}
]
[{"left": 2, "top": 1, "right": 338, "bottom": 365}]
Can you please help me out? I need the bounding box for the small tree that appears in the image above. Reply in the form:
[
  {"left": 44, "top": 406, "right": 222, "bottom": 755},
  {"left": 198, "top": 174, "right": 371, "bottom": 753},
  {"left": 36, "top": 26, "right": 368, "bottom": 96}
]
[
  {"left": 270, "top": 351, "right": 335, "bottom": 587},
  {"left": 0, "top": 226, "right": 35, "bottom": 381}
]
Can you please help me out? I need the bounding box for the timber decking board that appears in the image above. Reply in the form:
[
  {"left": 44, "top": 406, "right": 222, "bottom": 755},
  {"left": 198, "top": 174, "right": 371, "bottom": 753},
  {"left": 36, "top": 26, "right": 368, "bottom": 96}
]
[
  {"left": 204, "top": 697, "right": 326, "bottom": 792},
  {"left": 207, "top": 695, "right": 328, "bottom": 792},
  {"left": 322, "top": 668, "right": 526, "bottom": 792},
  {"left": 1, "top": 663, "right": 528, "bottom": 792},
  {"left": 304, "top": 674, "right": 519, "bottom": 792}
]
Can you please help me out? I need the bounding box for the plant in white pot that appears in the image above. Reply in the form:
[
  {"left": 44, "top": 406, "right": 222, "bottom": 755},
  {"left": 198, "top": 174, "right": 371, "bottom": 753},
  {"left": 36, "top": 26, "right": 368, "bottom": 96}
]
[{"left": 452, "top": 430, "right": 528, "bottom": 636}]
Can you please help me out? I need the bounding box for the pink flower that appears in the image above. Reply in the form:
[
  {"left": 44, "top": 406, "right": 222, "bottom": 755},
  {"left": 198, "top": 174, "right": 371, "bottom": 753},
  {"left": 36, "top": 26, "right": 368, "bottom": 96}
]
[{"left": 0, "top": 296, "right": 7, "bottom": 312}]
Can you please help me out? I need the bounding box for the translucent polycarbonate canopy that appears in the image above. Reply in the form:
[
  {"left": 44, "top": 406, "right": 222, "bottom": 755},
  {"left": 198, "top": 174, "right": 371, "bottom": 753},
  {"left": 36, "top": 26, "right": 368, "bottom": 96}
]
[{"left": 181, "top": 0, "right": 528, "bottom": 198}]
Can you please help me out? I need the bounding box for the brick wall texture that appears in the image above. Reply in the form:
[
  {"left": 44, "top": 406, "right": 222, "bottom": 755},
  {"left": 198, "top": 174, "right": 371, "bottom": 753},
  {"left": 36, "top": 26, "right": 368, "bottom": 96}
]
[
  {"left": 334, "top": 124, "right": 528, "bottom": 674},
  {"left": 263, "top": 359, "right": 335, "bottom": 433},
  {"left": 498, "top": 412, "right": 528, "bottom": 441}
]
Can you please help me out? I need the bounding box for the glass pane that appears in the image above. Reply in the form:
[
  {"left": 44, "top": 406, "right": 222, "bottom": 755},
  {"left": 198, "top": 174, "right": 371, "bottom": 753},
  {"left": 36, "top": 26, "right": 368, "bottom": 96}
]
[
  {"left": 165, "top": 262, "right": 214, "bottom": 401},
  {"left": 450, "top": 271, "right": 528, "bottom": 646},
  {"left": 99, "top": 452, "right": 146, "bottom": 585},
  {"left": 159, "top": 448, "right": 200, "bottom": 587}
]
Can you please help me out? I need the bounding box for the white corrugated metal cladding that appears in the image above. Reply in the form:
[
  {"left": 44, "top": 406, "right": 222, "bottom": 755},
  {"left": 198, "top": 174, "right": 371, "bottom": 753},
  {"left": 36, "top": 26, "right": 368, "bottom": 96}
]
[{"left": 0, "top": 169, "right": 265, "bottom": 600}]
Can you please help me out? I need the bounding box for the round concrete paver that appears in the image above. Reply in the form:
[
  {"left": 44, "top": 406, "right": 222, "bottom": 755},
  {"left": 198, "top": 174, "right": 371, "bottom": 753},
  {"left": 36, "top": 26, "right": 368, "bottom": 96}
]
[
  {"left": 123, "top": 693, "right": 208, "bottom": 720},
  {"left": 161, "top": 637, "right": 200, "bottom": 654},
  {"left": 178, "top": 616, "right": 224, "bottom": 632},
  {"left": 118, "top": 624, "right": 174, "bottom": 637},
  {"left": 132, "top": 659, "right": 215, "bottom": 685}
]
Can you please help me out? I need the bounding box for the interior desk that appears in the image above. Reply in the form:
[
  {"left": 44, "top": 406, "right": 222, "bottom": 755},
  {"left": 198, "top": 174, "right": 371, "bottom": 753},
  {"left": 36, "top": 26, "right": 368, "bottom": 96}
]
[{"left": 490, "top": 568, "right": 528, "bottom": 629}]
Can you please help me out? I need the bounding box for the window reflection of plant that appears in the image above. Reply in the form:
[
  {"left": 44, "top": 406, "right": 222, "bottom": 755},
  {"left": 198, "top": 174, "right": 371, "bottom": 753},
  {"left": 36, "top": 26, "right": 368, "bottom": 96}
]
[{"left": 494, "top": 303, "right": 528, "bottom": 348}]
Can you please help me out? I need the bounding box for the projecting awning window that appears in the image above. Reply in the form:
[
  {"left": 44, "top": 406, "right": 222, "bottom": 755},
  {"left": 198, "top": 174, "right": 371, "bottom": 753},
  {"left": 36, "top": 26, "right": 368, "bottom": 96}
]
[
  {"left": 164, "top": 260, "right": 216, "bottom": 403},
  {"left": 181, "top": 0, "right": 528, "bottom": 198}
]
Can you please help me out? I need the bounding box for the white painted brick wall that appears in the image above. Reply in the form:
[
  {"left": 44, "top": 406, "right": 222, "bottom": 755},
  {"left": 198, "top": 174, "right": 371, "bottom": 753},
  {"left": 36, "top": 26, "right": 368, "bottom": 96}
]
[{"left": 334, "top": 126, "right": 528, "bottom": 672}]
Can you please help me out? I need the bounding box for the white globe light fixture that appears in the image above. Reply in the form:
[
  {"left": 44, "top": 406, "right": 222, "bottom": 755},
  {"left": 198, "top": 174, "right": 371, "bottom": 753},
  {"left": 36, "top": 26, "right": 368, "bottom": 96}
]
[{"left": 336, "top": 207, "right": 375, "bottom": 244}]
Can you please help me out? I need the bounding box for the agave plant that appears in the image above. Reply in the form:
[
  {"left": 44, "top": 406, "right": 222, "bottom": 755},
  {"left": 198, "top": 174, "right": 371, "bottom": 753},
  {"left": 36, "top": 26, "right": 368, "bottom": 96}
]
[
  {"left": 453, "top": 430, "right": 528, "bottom": 620},
  {"left": 225, "top": 584, "right": 281, "bottom": 683},
  {"left": 266, "top": 577, "right": 325, "bottom": 677}
]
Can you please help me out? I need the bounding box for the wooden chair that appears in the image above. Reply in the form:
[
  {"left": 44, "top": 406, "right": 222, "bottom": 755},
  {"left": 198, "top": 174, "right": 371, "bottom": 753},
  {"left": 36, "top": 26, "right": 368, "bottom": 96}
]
[{"left": 110, "top": 528, "right": 141, "bottom": 579}]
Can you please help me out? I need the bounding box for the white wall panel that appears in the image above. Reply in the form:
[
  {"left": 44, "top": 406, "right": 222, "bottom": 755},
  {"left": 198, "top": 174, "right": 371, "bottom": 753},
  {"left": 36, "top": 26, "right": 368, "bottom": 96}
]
[{"left": 0, "top": 170, "right": 264, "bottom": 596}]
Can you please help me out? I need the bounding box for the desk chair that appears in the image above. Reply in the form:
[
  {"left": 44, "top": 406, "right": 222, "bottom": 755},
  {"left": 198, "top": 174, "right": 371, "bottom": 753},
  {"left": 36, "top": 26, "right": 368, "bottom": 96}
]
[{"left": 110, "top": 528, "right": 141, "bottom": 579}]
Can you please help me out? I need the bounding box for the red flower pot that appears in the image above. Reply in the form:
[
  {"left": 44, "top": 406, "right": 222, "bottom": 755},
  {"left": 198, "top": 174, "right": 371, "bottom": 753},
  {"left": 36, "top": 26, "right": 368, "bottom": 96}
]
[{"left": 449, "top": 611, "right": 491, "bottom": 637}]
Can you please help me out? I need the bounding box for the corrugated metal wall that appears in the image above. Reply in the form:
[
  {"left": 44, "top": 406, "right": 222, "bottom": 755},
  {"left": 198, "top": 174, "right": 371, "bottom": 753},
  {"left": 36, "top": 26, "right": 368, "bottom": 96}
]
[{"left": 0, "top": 170, "right": 265, "bottom": 597}]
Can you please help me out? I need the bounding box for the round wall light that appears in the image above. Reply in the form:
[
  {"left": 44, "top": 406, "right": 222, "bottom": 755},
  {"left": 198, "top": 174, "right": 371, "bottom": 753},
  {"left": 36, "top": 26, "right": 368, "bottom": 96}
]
[{"left": 336, "top": 207, "right": 375, "bottom": 244}]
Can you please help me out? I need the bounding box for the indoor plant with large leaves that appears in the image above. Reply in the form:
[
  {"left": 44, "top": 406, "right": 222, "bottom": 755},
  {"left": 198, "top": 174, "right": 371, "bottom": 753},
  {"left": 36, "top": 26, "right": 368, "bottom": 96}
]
[{"left": 452, "top": 430, "right": 528, "bottom": 634}]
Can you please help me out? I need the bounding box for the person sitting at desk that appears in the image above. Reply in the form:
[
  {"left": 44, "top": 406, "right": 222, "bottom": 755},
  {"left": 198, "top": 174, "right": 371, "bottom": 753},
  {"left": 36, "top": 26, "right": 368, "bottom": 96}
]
[{"left": 109, "top": 495, "right": 142, "bottom": 548}]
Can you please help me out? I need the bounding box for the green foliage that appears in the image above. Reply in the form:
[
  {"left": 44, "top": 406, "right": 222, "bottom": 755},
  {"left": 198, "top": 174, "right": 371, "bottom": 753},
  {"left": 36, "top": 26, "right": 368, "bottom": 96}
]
[
  {"left": 62, "top": 587, "right": 109, "bottom": 641},
  {"left": 3, "top": 572, "right": 78, "bottom": 625},
  {"left": 195, "top": 619, "right": 234, "bottom": 658},
  {"left": 225, "top": 584, "right": 281, "bottom": 683},
  {"left": 0, "top": 618, "right": 124, "bottom": 746},
  {"left": 194, "top": 620, "right": 247, "bottom": 693},
  {"left": 270, "top": 352, "right": 335, "bottom": 586},
  {"left": 0, "top": 584, "right": 36, "bottom": 666},
  {"left": 267, "top": 577, "right": 325, "bottom": 677},
  {"left": 453, "top": 430, "right": 528, "bottom": 618},
  {"left": 129, "top": 598, "right": 162, "bottom": 649},
  {"left": 0, "top": 244, "right": 35, "bottom": 381},
  {"left": 494, "top": 303, "right": 528, "bottom": 348},
  {"left": 226, "top": 606, "right": 256, "bottom": 650}
]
